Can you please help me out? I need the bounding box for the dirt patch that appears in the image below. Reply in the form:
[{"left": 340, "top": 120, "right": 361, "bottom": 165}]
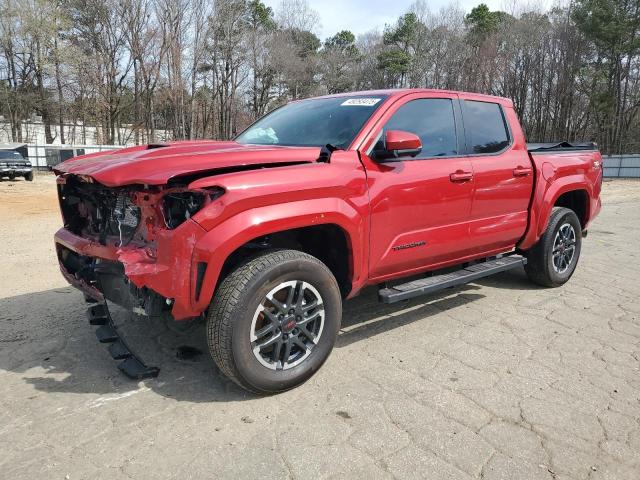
[
  {"left": 0, "top": 173, "right": 59, "bottom": 217},
  {"left": 1, "top": 177, "right": 640, "bottom": 479}
]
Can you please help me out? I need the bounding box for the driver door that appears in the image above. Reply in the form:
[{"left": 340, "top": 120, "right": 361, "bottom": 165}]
[{"left": 359, "top": 93, "right": 476, "bottom": 280}]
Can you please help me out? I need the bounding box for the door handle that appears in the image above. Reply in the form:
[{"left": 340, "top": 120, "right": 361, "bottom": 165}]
[
  {"left": 449, "top": 170, "right": 473, "bottom": 182},
  {"left": 513, "top": 166, "right": 532, "bottom": 177}
]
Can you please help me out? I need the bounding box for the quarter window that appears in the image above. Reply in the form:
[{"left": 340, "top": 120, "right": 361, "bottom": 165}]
[
  {"left": 377, "top": 98, "right": 458, "bottom": 158},
  {"left": 463, "top": 100, "right": 509, "bottom": 154}
]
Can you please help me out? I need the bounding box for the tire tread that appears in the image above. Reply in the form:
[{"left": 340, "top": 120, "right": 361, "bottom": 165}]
[
  {"left": 207, "top": 249, "right": 337, "bottom": 393},
  {"left": 525, "top": 206, "right": 581, "bottom": 287}
]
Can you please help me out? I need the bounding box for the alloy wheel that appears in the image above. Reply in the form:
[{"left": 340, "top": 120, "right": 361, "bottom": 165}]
[
  {"left": 250, "top": 280, "right": 325, "bottom": 370},
  {"left": 552, "top": 223, "right": 576, "bottom": 274}
]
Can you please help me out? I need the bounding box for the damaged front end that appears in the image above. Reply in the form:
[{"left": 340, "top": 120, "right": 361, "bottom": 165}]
[{"left": 55, "top": 174, "right": 223, "bottom": 320}]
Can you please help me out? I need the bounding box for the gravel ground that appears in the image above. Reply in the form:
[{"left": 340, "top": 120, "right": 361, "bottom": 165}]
[{"left": 1, "top": 175, "right": 639, "bottom": 480}]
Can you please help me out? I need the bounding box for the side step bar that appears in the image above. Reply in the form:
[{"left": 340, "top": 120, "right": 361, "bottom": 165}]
[
  {"left": 379, "top": 255, "right": 527, "bottom": 304},
  {"left": 86, "top": 303, "right": 160, "bottom": 380}
]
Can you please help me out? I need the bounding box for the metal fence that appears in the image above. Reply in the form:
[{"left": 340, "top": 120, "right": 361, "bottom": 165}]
[
  {"left": 603, "top": 155, "right": 640, "bottom": 178},
  {"left": 24, "top": 143, "right": 125, "bottom": 170}
]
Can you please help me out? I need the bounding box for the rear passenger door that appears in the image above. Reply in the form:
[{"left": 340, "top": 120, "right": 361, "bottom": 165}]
[{"left": 461, "top": 99, "right": 533, "bottom": 254}]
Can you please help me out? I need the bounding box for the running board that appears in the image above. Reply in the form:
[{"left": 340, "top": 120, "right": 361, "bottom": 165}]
[
  {"left": 378, "top": 255, "right": 527, "bottom": 304},
  {"left": 86, "top": 303, "right": 160, "bottom": 380}
]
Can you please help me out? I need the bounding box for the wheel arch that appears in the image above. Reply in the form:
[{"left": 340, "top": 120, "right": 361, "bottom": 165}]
[
  {"left": 519, "top": 175, "right": 593, "bottom": 250},
  {"left": 218, "top": 224, "right": 354, "bottom": 297},
  {"left": 538, "top": 183, "right": 590, "bottom": 237},
  {"left": 191, "top": 199, "right": 365, "bottom": 313},
  {"left": 553, "top": 189, "right": 589, "bottom": 228}
]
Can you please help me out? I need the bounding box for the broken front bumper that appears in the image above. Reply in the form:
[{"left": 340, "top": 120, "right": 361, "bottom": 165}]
[{"left": 55, "top": 219, "right": 208, "bottom": 320}]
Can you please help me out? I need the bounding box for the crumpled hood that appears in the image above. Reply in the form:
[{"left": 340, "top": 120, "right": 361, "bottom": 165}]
[{"left": 54, "top": 140, "right": 321, "bottom": 186}]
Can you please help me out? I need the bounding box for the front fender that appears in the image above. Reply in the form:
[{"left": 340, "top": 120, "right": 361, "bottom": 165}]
[{"left": 190, "top": 197, "right": 366, "bottom": 313}]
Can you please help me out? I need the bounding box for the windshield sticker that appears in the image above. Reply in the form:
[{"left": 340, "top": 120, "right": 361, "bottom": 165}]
[{"left": 341, "top": 98, "right": 381, "bottom": 107}]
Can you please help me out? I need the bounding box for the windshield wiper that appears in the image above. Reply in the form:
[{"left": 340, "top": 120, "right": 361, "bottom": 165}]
[{"left": 317, "top": 144, "right": 342, "bottom": 163}]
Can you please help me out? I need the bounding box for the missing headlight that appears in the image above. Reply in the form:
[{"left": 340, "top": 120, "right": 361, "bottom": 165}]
[{"left": 162, "top": 187, "right": 224, "bottom": 229}]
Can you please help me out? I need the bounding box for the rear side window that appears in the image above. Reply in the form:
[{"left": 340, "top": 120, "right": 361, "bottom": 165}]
[
  {"left": 380, "top": 98, "right": 458, "bottom": 158},
  {"left": 463, "top": 100, "right": 509, "bottom": 154}
]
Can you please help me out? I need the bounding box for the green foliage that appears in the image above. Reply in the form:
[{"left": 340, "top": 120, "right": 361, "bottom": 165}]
[
  {"left": 383, "top": 13, "right": 419, "bottom": 51},
  {"left": 245, "top": 0, "right": 276, "bottom": 32},
  {"left": 286, "top": 28, "right": 321, "bottom": 58},
  {"left": 571, "top": 0, "right": 640, "bottom": 153},
  {"left": 321, "top": 30, "right": 360, "bottom": 93},
  {"left": 324, "top": 30, "right": 358, "bottom": 58},
  {"left": 377, "top": 49, "right": 411, "bottom": 76},
  {"left": 465, "top": 3, "right": 505, "bottom": 44},
  {"left": 573, "top": 0, "right": 640, "bottom": 55},
  {"left": 377, "top": 13, "right": 425, "bottom": 86}
]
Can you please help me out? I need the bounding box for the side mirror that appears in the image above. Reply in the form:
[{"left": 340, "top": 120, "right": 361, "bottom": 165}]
[{"left": 373, "top": 130, "right": 422, "bottom": 161}]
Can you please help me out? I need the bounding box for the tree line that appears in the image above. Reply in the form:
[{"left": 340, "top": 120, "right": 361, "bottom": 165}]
[{"left": 1, "top": 0, "right": 639, "bottom": 154}]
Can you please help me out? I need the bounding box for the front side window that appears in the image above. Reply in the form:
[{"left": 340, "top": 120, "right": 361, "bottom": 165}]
[
  {"left": 375, "top": 98, "right": 458, "bottom": 158},
  {"left": 236, "top": 95, "right": 388, "bottom": 149},
  {"left": 463, "top": 100, "right": 510, "bottom": 154}
]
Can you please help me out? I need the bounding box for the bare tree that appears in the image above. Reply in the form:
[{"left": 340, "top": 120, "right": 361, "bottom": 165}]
[{"left": 1, "top": 0, "right": 639, "bottom": 152}]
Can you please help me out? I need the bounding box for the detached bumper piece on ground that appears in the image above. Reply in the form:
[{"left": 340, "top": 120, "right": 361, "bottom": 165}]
[{"left": 86, "top": 302, "right": 160, "bottom": 380}]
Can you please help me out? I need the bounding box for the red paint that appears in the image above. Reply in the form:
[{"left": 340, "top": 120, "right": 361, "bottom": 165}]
[
  {"left": 54, "top": 89, "right": 602, "bottom": 320},
  {"left": 385, "top": 130, "right": 422, "bottom": 151},
  {"left": 54, "top": 141, "right": 320, "bottom": 187}
]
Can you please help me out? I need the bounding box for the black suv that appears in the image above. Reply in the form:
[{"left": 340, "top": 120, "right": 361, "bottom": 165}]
[{"left": 0, "top": 150, "right": 33, "bottom": 181}]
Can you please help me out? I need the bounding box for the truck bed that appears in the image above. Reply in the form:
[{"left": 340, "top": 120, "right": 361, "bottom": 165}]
[{"left": 527, "top": 142, "right": 597, "bottom": 153}]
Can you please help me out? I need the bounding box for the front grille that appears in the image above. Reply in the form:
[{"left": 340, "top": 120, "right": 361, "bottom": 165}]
[
  {"left": 59, "top": 177, "right": 141, "bottom": 245},
  {"left": 6, "top": 162, "right": 29, "bottom": 168}
]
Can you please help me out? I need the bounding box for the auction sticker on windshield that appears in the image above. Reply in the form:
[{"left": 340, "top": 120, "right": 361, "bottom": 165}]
[{"left": 341, "top": 98, "right": 381, "bottom": 106}]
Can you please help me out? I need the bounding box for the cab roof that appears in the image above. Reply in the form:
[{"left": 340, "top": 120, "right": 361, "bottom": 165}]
[{"left": 314, "top": 88, "right": 513, "bottom": 107}]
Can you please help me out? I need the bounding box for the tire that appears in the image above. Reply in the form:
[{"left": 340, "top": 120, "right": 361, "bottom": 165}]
[
  {"left": 25, "top": 172, "right": 34, "bottom": 181},
  {"left": 525, "top": 207, "right": 582, "bottom": 287},
  {"left": 207, "top": 249, "right": 342, "bottom": 394}
]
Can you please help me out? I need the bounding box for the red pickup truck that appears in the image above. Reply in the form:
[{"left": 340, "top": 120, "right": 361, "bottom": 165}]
[{"left": 54, "top": 89, "right": 602, "bottom": 393}]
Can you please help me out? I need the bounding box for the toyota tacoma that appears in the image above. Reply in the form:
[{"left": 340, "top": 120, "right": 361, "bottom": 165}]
[{"left": 53, "top": 89, "right": 602, "bottom": 393}]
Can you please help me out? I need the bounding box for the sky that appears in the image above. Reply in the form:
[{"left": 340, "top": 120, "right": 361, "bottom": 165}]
[{"left": 262, "top": 0, "right": 555, "bottom": 40}]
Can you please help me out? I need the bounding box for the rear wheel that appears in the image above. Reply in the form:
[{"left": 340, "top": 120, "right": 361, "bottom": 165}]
[
  {"left": 206, "top": 249, "right": 342, "bottom": 394},
  {"left": 525, "top": 207, "right": 582, "bottom": 287}
]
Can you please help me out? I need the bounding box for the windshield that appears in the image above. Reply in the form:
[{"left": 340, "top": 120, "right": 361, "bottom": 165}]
[
  {"left": 0, "top": 150, "right": 25, "bottom": 160},
  {"left": 236, "top": 95, "right": 388, "bottom": 149}
]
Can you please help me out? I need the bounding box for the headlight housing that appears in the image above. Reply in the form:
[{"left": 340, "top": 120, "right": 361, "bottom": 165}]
[{"left": 162, "top": 187, "right": 224, "bottom": 229}]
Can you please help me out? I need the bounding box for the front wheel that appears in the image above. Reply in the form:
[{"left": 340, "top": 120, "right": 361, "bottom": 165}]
[
  {"left": 25, "top": 172, "right": 34, "bottom": 181},
  {"left": 525, "top": 207, "right": 582, "bottom": 287},
  {"left": 206, "top": 249, "right": 342, "bottom": 394}
]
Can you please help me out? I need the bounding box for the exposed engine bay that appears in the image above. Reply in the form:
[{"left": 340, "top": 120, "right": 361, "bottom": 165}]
[
  {"left": 58, "top": 175, "right": 222, "bottom": 245},
  {"left": 57, "top": 174, "right": 223, "bottom": 317}
]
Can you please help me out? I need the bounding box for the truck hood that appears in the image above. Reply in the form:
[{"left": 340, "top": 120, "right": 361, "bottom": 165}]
[{"left": 54, "top": 141, "right": 321, "bottom": 187}]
